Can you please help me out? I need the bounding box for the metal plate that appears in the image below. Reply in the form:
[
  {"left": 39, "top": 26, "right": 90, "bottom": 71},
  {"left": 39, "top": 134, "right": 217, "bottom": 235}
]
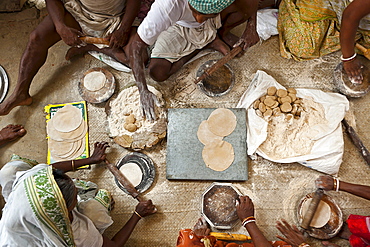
[
  {"left": 115, "top": 152, "right": 155, "bottom": 194},
  {"left": 78, "top": 67, "right": 115, "bottom": 103},
  {"left": 333, "top": 55, "right": 370, "bottom": 98},
  {"left": 201, "top": 182, "right": 242, "bottom": 229},
  {"left": 196, "top": 60, "right": 235, "bottom": 97},
  {"left": 297, "top": 193, "right": 343, "bottom": 239},
  {"left": 0, "top": 65, "right": 9, "bottom": 104},
  {"left": 166, "top": 108, "right": 248, "bottom": 181}
]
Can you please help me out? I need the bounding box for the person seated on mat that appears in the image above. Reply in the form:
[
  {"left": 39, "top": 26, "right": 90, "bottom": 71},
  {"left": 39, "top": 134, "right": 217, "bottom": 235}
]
[
  {"left": 129, "top": 0, "right": 281, "bottom": 121},
  {"left": 314, "top": 175, "right": 370, "bottom": 247},
  {"left": 278, "top": 0, "right": 370, "bottom": 73},
  {"left": 176, "top": 195, "right": 307, "bottom": 247},
  {"left": 0, "top": 141, "right": 157, "bottom": 246},
  {"left": 0, "top": 124, "right": 27, "bottom": 147},
  {"left": 339, "top": 0, "right": 370, "bottom": 84},
  {"left": 0, "top": 0, "right": 153, "bottom": 117}
]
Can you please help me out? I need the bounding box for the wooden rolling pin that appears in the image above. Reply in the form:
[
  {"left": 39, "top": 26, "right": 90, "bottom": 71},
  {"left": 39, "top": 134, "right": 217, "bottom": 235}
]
[
  {"left": 195, "top": 46, "right": 242, "bottom": 84},
  {"left": 79, "top": 36, "right": 109, "bottom": 45},
  {"left": 356, "top": 43, "right": 370, "bottom": 60},
  {"left": 210, "top": 232, "right": 251, "bottom": 241},
  {"left": 300, "top": 189, "right": 324, "bottom": 230},
  {"left": 342, "top": 119, "right": 370, "bottom": 166}
]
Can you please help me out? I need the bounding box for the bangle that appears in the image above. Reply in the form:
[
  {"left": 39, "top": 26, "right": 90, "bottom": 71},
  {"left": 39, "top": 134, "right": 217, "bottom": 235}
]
[
  {"left": 336, "top": 178, "right": 340, "bottom": 192},
  {"left": 134, "top": 210, "right": 142, "bottom": 219},
  {"left": 340, "top": 53, "right": 357, "bottom": 61},
  {"left": 242, "top": 219, "right": 256, "bottom": 227},
  {"left": 71, "top": 160, "right": 75, "bottom": 171},
  {"left": 333, "top": 178, "right": 337, "bottom": 191},
  {"left": 241, "top": 216, "right": 255, "bottom": 223},
  {"left": 298, "top": 243, "right": 310, "bottom": 247}
]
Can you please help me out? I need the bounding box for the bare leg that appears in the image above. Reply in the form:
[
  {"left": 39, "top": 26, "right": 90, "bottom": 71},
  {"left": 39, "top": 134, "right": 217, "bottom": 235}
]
[
  {"left": 0, "top": 13, "right": 80, "bottom": 116},
  {"left": 219, "top": 5, "right": 248, "bottom": 47},
  {"left": 193, "top": 218, "right": 210, "bottom": 236},
  {"left": 321, "top": 241, "right": 341, "bottom": 247},
  {"left": 0, "top": 124, "right": 26, "bottom": 146}
]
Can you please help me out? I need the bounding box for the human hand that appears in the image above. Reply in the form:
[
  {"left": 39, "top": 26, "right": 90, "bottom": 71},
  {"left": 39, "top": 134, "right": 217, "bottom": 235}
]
[
  {"left": 236, "top": 196, "right": 255, "bottom": 221},
  {"left": 315, "top": 175, "right": 334, "bottom": 191},
  {"left": 193, "top": 217, "right": 210, "bottom": 237},
  {"left": 107, "top": 26, "right": 130, "bottom": 49},
  {"left": 135, "top": 200, "right": 157, "bottom": 217},
  {"left": 276, "top": 219, "right": 306, "bottom": 247},
  {"left": 57, "top": 25, "right": 84, "bottom": 47},
  {"left": 89, "top": 141, "right": 110, "bottom": 164},
  {"left": 234, "top": 29, "right": 259, "bottom": 51},
  {"left": 343, "top": 58, "right": 364, "bottom": 84},
  {"left": 139, "top": 88, "right": 158, "bottom": 121}
]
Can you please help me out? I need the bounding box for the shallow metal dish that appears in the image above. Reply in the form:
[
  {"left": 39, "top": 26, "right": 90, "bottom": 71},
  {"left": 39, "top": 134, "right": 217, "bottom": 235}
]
[{"left": 0, "top": 65, "right": 9, "bottom": 103}]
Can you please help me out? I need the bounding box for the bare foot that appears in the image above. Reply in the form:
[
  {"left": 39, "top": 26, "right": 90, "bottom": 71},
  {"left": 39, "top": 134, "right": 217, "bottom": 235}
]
[
  {"left": 322, "top": 241, "right": 341, "bottom": 247},
  {"left": 0, "top": 124, "right": 26, "bottom": 146},
  {"left": 205, "top": 36, "right": 230, "bottom": 56},
  {"left": 0, "top": 92, "right": 32, "bottom": 116},
  {"left": 221, "top": 32, "right": 240, "bottom": 48},
  {"left": 193, "top": 217, "right": 210, "bottom": 236}
]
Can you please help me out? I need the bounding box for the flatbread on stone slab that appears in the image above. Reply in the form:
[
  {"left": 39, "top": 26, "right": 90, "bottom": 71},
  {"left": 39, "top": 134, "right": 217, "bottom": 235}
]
[
  {"left": 197, "top": 120, "right": 223, "bottom": 145},
  {"left": 202, "top": 140, "right": 234, "bottom": 171},
  {"left": 83, "top": 71, "right": 106, "bottom": 92},
  {"left": 207, "top": 108, "right": 237, "bottom": 137},
  {"left": 301, "top": 198, "right": 331, "bottom": 228},
  {"left": 52, "top": 104, "right": 83, "bottom": 133}
]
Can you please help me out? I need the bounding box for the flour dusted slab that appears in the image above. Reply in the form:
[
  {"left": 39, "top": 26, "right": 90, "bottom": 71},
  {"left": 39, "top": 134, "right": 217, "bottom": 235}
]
[{"left": 166, "top": 108, "right": 247, "bottom": 181}]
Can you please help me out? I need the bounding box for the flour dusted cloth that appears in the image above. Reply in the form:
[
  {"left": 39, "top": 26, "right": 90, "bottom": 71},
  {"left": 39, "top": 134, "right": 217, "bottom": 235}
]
[
  {"left": 236, "top": 70, "right": 349, "bottom": 175},
  {"left": 63, "top": 0, "right": 127, "bottom": 37}
]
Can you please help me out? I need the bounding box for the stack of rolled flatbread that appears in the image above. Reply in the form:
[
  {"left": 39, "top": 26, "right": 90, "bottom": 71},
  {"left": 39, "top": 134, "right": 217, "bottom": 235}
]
[
  {"left": 47, "top": 104, "right": 88, "bottom": 161},
  {"left": 197, "top": 108, "right": 236, "bottom": 171}
]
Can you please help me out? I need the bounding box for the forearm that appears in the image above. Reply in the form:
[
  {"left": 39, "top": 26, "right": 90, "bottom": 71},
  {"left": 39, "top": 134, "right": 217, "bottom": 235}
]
[
  {"left": 339, "top": 181, "right": 370, "bottom": 200},
  {"left": 45, "top": 0, "right": 67, "bottom": 31},
  {"left": 245, "top": 222, "right": 272, "bottom": 247},
  {"left": 130, "top": 34, "right": 149, "bottom": 92},
  {"left": 52, "top": 157, "right": 96, "bottom": 172},
  {"left": 103, "top": 213, "right": 141, "bottom": 246},
  {"left": 119, "top": 0, "right": 141, "bottom": 32}
]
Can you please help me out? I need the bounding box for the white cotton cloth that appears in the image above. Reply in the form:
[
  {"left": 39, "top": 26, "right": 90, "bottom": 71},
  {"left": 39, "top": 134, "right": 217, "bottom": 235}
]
[{"left": 71, "top": 209, "right": 103, "bottom": 247}]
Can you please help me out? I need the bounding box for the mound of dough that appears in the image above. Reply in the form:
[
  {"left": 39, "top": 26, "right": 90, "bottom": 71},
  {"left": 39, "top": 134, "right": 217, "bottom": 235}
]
[
  {"left": 301, "top": 199, "right": 331, "bottom": 228},
  {"left": 107, "top": 85, "right": 167, "bottom": 150},
  {"left": 83, "top": 71, "right": 106, "bottom": 91},
  {"left": 207, "top": 108, "right": 237, "bottom": 137},
  {"left": 202, "top": 140, "right": 234, "bottom": 171}
]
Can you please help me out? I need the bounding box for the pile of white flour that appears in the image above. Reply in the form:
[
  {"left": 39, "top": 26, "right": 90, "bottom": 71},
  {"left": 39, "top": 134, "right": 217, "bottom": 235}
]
[{"left": 259, "top": 97, "right": 327, "bottom": 159}]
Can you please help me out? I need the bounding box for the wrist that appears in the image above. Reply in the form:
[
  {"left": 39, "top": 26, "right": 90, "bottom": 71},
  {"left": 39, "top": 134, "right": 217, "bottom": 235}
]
[
  {"left": 341, "top": 53, "right": 357, "bottom": 62},
  {"left": 241, "top": 216, "right": 256, "bottom": 227},
  {"left": 134, "top": 210, "right": 143, "bottom": 220}
]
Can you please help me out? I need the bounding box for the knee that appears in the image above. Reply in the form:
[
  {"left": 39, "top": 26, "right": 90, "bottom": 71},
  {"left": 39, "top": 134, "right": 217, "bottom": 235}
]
[
  {"left": 149, "top": 67, "right": 169, "bottom": 82},
  {"left": 28, "top": 29, "right": 44, "bottom": 45}
]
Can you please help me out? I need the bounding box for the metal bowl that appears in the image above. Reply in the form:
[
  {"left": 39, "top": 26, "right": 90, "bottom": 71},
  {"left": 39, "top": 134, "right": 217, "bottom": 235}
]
[
  {"left": 196, "top": 60, "right": 235, "bottom": 97},
  {"left": 201, "top": 182, "right": 241, "bottom": 229},
  {"left": 297, "top": 193, "right": 343, "bottom": 239}
]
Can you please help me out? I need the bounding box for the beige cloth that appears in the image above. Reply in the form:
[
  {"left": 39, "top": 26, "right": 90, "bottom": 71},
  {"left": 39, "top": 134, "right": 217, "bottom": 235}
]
[
  {"left": 151, "top": 15, "right": 222, "bottom": 63},
  {"left": 63, "top": 0, "right": 127, "bottom": 37}
]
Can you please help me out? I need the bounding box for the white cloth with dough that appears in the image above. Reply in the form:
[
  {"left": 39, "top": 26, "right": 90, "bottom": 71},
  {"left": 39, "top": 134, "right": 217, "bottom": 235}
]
[{"left": 236, "top": 70, "right": 349, "bottom": 175}]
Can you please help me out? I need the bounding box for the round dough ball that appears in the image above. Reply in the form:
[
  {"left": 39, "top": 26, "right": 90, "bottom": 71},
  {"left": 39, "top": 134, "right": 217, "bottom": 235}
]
[
  {"left": 259, "top": 95, "right": 266, "bottom": 103},
  {"left": 264, "top": 97, "right": 277, "bottom": 107},
  {"left": 197, "top": 120, "right": 223, "bottom": 145},
  {"left": 258, "top": 102, "right": 267, "bottom": 113},
  {"left": 125, "top": 114, "right": 136, "bottom": 124},
  {"left": 301, "top": 199, "right": 331, "bottom": 228},
  {"left": 253, "top": 100, "right": 260, "bottom": 109},
  {"left": 287, "top": 88, "right": 297, "bottom": 94},
  {"left": 289, "top": 93, "right": 297, "bottom": 102},
  {"left": 119, "top": 162, "right": 143, "bottom": 187},
  {"left": 207, "top": 108, "right": 237, "bottom": 137},
  {"left": 125, "top": 123, "right": 138, "bottom": 132},
  {"left": 280, "top": 96, "right": 292, "bottom": 104},
  {"left": 271, "top": 101, "right": 280, "bottom": 108},
  {"left": 202, "top": 140, "right": 234, "bottom": 171},
  {"left": 264, "top": 109, "right": 273, "bottom": 118},
  {"left": 83, "top": 71, "right": 106, "bottom": 91},
  {"left": 280, "top": 102, "right": 292, "bottom": 113},
  {"left": 267, "top": 86, "right": 277, "bottom": 96},
  {"left": 255, "top": 109, "right": 263, "bottom": 117},
  {"left": 276, "top": 89, "right": 288, "bottom": 97}
]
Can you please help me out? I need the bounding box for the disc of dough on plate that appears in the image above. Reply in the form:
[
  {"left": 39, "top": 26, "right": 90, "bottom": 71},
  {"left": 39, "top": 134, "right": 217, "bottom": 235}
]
[
  {"left": 119, "top": 162, "right": 143, "bottom": 187},
  {"left": 207, "top": 108, "right": 237, "bottom": 137},
  {"left": 202, "top": 140, "right": 234, "bottom": 171},
  {"left": 301, "top": 198, "right": 331, "bottom": 228},
  {"left": 52, "top": 104, "right": 83, "bottom": 133},
  {"left": 197, "top": 120, "right": 223, "bottom": 145},
  {"left": 84, "top": 71, "right": 106, "bottom": 91}
]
